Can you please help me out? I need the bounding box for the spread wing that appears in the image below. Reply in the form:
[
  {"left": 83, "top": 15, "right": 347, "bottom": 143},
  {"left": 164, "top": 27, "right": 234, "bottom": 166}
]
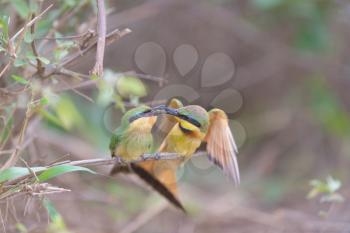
[{"left": 205, "top": 109, "right": 240, "bottom": 185}]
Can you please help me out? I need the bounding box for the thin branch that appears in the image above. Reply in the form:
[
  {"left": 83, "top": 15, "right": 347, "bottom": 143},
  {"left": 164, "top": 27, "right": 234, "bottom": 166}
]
[
  {"left": 123, "top": 71, "right": 167, "bottom": 86},
  {"left": 10, "top": 5, "right": 53, "bottom": 43},
  {"left": 53, "top": 69, "right": 165, "bottom": 93},
  {"left": 0, "top": 4, "right": 53, "bottom": 79},
  {"left": 0, "top": 208, "right": 5, "bottom": 233},
  {"left": 44, "top": 28, "right": 131, "bottom": 78},
  {"left": 60, "top": 79, "right": 95, "bottom": 103},
  {"left": 3, "top": 152, "right": 206, "bottom": 187},
  {"left": 0, "top": 93, "right": 34, "bottom": 171},
  {"left": 91, "top": 0, "right": 107, "bottom": 78},
  {"left": 38, "top": 1, "right": 89, "bottom": 50},
  {"left": 30, "top": 13, "right": 44, "bottom": 76}
]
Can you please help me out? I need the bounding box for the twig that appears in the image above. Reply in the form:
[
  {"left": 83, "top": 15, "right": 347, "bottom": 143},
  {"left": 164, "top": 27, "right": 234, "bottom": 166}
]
[
  {"left": 56, "top": 68, "right": 90, "bottom": 79},
  {"left": 0, "top": 208, "right": 5, "bottom": 233},
  {"left": 60, "top": 79, "right": 95, "bottom": 103},
  {"left": 0, "top": 93, "right": 34, "bottom": 171},
  {"left": 91, "top": 0, "right": 107, "bottom": 78},
  {"left": 0, "top": 4, "right": 53, "bottom": 79},
  {"left": 45, "top": 28, "right": 131, "bottom": 78},
  {"left": 3, "top": 152, "right": 205, "bottom": 187},
  {"left": 30, "top": 13, "right": 44, "bottom": 76},
  {"left": 123, "top": 71, "right": 167, "bottom": 86},
  {"left": 38, "top": 1, "right": 89, "bottom": 50},
  {"left": 0, "top": 63, "right": 11, "bottom": 79},
  {"left": 10, "top": 5, "right": 53, "bottom": 43},
  {"left": 53, "top": 69, "right": 165, "bottom": 94}
]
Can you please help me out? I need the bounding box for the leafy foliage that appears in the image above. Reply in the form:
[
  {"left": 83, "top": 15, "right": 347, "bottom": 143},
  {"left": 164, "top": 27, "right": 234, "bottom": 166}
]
[
  {"left": 37, "top": 165, "right": 95, "bottom": 182},
  {"left": 308, "top": 176, "right": 344, "bottom": 203},
  {"left": 43, "top": 198, "right": 71, "bottom": 233}
]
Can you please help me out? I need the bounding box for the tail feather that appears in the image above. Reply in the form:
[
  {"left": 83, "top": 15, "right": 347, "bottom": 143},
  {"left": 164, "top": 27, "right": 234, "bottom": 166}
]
[{"left": 130, "top": 163, "right": 186, "bottom": 213}]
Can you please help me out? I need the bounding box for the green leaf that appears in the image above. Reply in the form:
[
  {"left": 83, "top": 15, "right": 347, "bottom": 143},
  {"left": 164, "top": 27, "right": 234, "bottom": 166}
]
[
  {"left": 0, "top": 15, "right": 10, "bottom": 42},
  {"left": 24, "top": 31, "right": 34, "bottom": 43},
  {"left": 0, "top": 167, "right": 46, "bottom": 183},
  {"left": 252, "top": 0, "right": 284, "bottom": 10},
  {"left": 116, "top": 75, "right": 147, "bottom": 99},
  {"left": 90, "top": 73, "right": 98, "bottom": 80},
  {"left": 54, "top": 96, "right": 85, "bottom": 130},
  {"left": 54, "top": 48, "right": 69, "bottom": 61},
  {"left": 29, "top": 1, "right": 39, "bottom": 13},
  {"left": 40, "top": 97, "right": 49, "bottom": 106},
  {"left": 14, "top": 58, "right": 27, "bottom": 67},
  {"left": 43, "top": 198, "right": 61, "bottom": 221},
  {"left": 326, "top": 176, "right": 341, "bottom": 193},
  {"left": 97, "top": 80, "right": 114, "bottom": 105},
  {"left": 11, "top": 75, "right": 29, "bottom": 85},
  {"left": 37, "top": 165, "right": 95, "bottom": 182},
  {"left": 39, "top": 109, "right": 63, "bottom": 127},
  {"left": 11, "top": 0, "right": 30, "bottom": 19},
  {"left": 37, "top": 56, "right": 50, "bottom": 65},
  {"left": 113, "top": 94, "right": 126, "bottom": 112},
  {"left": 15, "top": 223, "right": 28, "bottom": 233},
  {"left": 307, "top": 77, "right": 350, "bottom": 137},
  {"left": 43, "top": 198, "right": 67, "bottom": 231},
  {"left": 0, "top": 115, "right": 13, "bottom": 144}
]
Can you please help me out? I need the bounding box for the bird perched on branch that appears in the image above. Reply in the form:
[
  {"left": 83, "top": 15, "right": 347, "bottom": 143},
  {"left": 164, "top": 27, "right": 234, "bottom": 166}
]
[
  {"left": 138, "top": 99, "right": 240, "bottom": 202},
  {"left": 109, "top": 105, "right": 186, "bottom": 211}
]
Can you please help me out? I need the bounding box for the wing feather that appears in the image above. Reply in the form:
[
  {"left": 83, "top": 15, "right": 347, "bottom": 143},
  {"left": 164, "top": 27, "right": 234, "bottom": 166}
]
[
  {"left": 205, "top": 109, "right": 240, "bottom": 185},
  {"left": 158, "top": 98, "right": 183, "bottom": 134}
]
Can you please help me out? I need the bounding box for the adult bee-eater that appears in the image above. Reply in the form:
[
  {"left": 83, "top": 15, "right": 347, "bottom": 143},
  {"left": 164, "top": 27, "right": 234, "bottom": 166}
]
[
  {"left": 138, "top": 101, "right": 240, "bottom": 199},
  {"left": 109, "top": 105, "right": 186, "bottom": 211}
]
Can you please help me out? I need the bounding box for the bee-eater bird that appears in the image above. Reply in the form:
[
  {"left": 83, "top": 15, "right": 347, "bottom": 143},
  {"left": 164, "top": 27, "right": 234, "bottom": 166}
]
[
  {"left": 109, "top": 105, "right": 186, "bottom": 211},
  {"left": 138, "top": 102, "right": 240, "bottom": 200}
]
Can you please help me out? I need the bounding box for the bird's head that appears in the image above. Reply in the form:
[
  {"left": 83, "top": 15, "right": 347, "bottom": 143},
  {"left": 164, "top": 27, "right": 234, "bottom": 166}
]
[
  {"left": 122, "top": 106, "right": 158, "bottom": 130},
  {"left": 164, "top": 105, "right": 209, "bottom": 139}
]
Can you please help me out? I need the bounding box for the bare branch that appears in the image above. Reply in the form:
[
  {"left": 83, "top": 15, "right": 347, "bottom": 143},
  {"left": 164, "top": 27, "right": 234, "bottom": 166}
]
[
  {"left": 10, "top": 4, "right": 53, "bottom": 43},
  {"left": 45, "top": 28, "right": 131, "bottom": 78},
  {"left": 2, "top": 152, "right": 206, "bottom": 187},
  {"left": 0, "top": 93, "right": 34, "bottom": 171},
  {"left": 30, "top": 13, "right": 44, "bottom": 76},
  {"left": 91, "top": 0, "right": 107, "bottom": 78}
]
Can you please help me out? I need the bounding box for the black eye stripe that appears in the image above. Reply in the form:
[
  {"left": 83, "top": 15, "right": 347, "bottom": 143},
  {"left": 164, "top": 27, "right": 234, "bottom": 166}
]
[
  {"left": 128, "top": 109, "right": 152, "bottom": 123},
  {"left": 178, "top": 114, "right": 201, "bottom": 128}
]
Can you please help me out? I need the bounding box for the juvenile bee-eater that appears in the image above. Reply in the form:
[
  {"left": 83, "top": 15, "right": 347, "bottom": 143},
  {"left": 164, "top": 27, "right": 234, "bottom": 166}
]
[
  {"left": 109, "top": 105, "right": 186, "bottom": 211},
  {"left": 138, "top": 101, "right": 240, "bottom": 200}
]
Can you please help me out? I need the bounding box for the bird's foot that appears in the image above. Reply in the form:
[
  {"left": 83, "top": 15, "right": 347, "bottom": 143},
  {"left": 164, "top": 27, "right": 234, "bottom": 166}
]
[
  {"left": 140, "top": 154, "right": 147, "bottom": 161},
  {"left": 155, "top": 153, "right": 161, "bottom": 160},
  {"left": 114, "top": 156, "right": 127, "bottom": 165}
]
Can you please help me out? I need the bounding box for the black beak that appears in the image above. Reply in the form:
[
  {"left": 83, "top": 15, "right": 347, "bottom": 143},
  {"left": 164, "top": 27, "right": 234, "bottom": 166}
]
[
  {"left": 160, "top": 106, "right": 201, "bottom": 128},
  {"left": 129, "top": 105, "right": 201, "bottom": 128},
  {"left": 128, "top": 105, "right": 169, "bottom": 123}
]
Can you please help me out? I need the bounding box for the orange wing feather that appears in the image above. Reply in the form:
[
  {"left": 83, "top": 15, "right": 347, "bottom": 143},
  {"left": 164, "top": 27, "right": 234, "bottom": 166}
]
[
  {"left": 158, "top": 98, "right": 183, "bottom": 134},
  {"left": 205, "top": 108, "right": 240, "bottom": 185}
]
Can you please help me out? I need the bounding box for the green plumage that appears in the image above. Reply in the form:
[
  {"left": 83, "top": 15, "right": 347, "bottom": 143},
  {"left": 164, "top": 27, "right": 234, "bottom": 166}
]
[{"left": 109, "top": 106, "right": 154, "bottom": 160}]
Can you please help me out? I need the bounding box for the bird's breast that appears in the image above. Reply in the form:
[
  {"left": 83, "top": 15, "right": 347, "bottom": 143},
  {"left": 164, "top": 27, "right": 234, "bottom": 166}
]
[{"left": 162, "top": 124, "right": 202, "bottom": 158}]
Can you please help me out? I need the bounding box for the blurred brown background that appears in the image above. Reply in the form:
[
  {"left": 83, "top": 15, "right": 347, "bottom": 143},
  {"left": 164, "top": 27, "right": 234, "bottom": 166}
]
[{"left": 1, "top": 0, "right": 350, "bottom": 232}]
